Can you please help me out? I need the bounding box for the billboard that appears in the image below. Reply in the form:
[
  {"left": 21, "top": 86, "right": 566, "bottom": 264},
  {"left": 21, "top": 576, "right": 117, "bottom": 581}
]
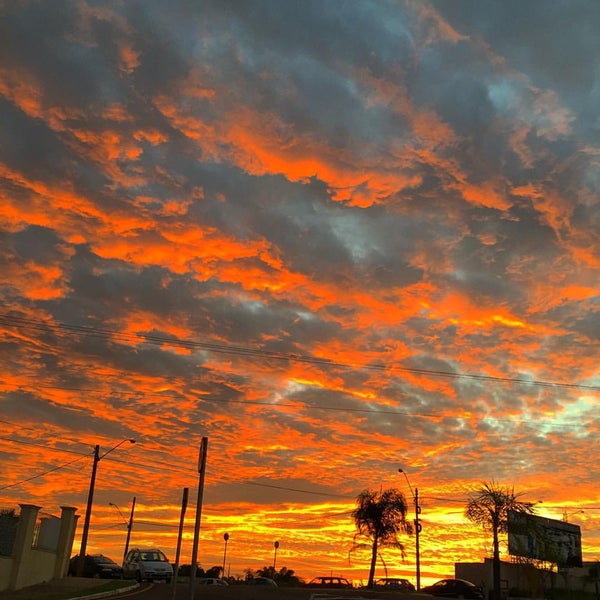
[{"left": 508, "top": 510, "right": 582, "bottom": 567}]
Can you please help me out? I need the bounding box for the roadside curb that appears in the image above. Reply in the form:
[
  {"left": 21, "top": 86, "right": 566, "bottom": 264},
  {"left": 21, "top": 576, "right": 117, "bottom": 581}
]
[{"left": 63, "top": 582, "right": 140, "bottom": 600}]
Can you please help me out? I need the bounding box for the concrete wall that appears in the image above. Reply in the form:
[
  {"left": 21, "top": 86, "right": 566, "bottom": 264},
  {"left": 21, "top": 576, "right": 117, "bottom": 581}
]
[
  {"left": 456, "top": 558, "right": 547, "bottom": 598},
  {"left": 0, "top": 512, "right": 18, "bottom": 556},
  {"left": 0, "top": 504, "right": 79, "bottom": 592},
  {"left": 0, "top": 557, "right": 12, "bottom": 584}
]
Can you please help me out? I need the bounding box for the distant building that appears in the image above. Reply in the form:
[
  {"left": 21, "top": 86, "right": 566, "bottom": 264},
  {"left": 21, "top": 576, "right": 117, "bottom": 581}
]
[{"left": 456, "top": 557, "right": 600, "bottom": 599}]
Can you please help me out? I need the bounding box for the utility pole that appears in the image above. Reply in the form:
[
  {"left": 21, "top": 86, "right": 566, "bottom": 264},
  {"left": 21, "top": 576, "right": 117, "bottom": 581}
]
[
  {"left": 77, "top": 445, "right": 100, "bottom": 576},
  {"left": 189, "top": 438, "right": 208, "bottom": 600},
  {"left": 414, "top": 487, "right": 421, "bottom": 591},
  {"left": 77, "top": 439, "right": 135, "bottom": 576},
  {"left": 172, "top": 487, "right": 188, "bottom": 599}
]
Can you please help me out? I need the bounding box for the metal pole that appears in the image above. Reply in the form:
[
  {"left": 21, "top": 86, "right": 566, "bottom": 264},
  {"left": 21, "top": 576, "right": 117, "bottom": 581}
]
[
  {"left": 415, "top": 487, "right": 421, "bottom": 591},
  {"left": 222, "top": 533, "right": 229, "bottom": 580},
  {"left": 398, "top": 468, "right": 421, "bottom": 591},
  {"left": 123, "top": 496, "right": 136, "bottom": 560},
  {"left": 172, "top": 488, "right": 188, "bottom": 599},
  {"left": 77, "top": 445, "right": 100, "bottom": 576},
  {"left": 273, "top": 540, "right": 279, "bottom": 573},
  {"left": 189, "top": 437, "right": 208, "bottom": 600}
]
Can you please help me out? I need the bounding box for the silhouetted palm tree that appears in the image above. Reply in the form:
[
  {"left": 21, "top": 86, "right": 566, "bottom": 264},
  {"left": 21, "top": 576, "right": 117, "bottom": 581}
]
[
  {"left": 465, "top": 481, "right": 535, "bottom": 600},
  {"left": 351, "top": 488, "right": 411, "bottom": 588}
]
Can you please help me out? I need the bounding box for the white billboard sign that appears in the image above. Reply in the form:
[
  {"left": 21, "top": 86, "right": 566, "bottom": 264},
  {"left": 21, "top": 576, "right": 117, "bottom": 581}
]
[{"left": 508, "top": 510, "right": 582, "bottom": 567}]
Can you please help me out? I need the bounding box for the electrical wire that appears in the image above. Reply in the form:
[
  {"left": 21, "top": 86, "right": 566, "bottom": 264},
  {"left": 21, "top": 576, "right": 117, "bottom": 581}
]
[
  {"left": 0, "top": 435, "right": 91, "bottom": 456},
  {"left": 1, "top": 313, "right": 597, "bottom": 392},
  {"left": 0, "top": 454, "right": 89, "bottom": 490},
  {"left": 0, "top": 313, "right": 596, "bottom": 444},
  {"left": 244, "top": 481, "right": 349, "bottom": 498}
]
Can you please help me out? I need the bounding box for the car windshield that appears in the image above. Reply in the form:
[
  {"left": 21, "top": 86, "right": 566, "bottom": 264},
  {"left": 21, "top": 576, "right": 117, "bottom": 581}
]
[
  {"left": 93, "top": 556, "right": 114, "bottom": 564},
  {"left": 141, "top": 551, "right": 168, "bottom": 561}
]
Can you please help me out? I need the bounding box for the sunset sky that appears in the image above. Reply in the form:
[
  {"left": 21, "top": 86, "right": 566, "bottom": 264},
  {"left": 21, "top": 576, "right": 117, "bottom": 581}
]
[{"left": 1, "top": 0, "right": 599, "bottom": 587}]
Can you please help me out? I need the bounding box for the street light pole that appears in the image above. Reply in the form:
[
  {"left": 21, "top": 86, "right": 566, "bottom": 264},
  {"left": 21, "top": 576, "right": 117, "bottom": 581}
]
[
  {"left": 77, "top": 439, "right": 135, "bottom": 576},
  {"left": 124, "top": 497, "right": 136, "bottom": 559},
  {"left": 222, "top": 533, "right": 229, "bottom": 580},
  {"left": 109, "top": 498, "right": 136, "bottom": 560},
  {"left": 273, "top": 540, "right": 279, "bottom": 574},
  {"left": 398, "top": 468, "right": 421, "bottom": 591},
  {"left": 563, "top": 509, "right": 584, "bottom": 522}
]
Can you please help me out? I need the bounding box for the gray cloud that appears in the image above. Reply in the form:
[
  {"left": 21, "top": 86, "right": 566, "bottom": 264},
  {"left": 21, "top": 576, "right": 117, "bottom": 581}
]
[{"left": 1, "top": 0, "right": 598, "bottom": 580}]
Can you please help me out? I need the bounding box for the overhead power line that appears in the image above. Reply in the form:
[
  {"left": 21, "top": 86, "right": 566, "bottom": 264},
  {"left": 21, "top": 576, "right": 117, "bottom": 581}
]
[
  {"left": 0, "top": 313, "right": 598, "bottom": 392},
  {"left": 0, "top": 454, "right": 88, "bottom": 491},
  {"left": 0, "top": 435, "right": 91, "bottom": 456},
  {"left": 0, "top": 384, "right": 593, "bottom": 433},
  {"left": 244, "top": 481, "right": 348, "bottom": 498}
]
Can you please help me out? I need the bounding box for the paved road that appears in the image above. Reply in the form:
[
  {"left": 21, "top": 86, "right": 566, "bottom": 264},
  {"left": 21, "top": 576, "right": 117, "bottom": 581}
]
[
  {"left": 2, "top": 578, "right": 432, "bottom": 600},
  {"left": 110, "top": 581, "right": 431, "bottom": 600}
]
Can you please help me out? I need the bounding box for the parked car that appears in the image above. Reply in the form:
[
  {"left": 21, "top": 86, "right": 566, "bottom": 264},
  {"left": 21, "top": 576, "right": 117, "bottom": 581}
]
[
  {"left": 122, "top": 548, "right": 173, "bottom": 583},
  {"left": 421, "top": 579, "right": 484, "bottom": 599},
  {"left": 248, "top": 577, "right": 277, "bottom": 586},
  {"left": 373, "top": 577, "right": 416, "bottom": 591},
  {"left": 68, "top": 554, "right": 122, "bottom": 579},
  {"left": 307, "top": 576, "right": 353, "bottom": 588},
  {"left": 198, "top": 578, "right": 228, "bottom": 586}
]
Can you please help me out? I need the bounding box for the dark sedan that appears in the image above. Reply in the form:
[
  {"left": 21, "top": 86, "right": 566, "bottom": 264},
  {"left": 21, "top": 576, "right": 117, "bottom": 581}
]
[
  {"left": 421, "top": 579, "right": 484, "bottom": 599},
  {"left": 373, "top": 577, "right": 416, "bottom": 591},
  {"left": 248, "top": 577, "right": 277, "bottom": 586},
  {"left": 307, "top": 576, "right": 353, "bottom": 588},
  {"left": 68, "top": 554, "right": 123, "bottom": 579}
]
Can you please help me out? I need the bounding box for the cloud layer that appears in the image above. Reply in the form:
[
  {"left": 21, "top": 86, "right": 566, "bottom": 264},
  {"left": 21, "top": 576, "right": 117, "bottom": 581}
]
[{"left": 1, "top": 0, "right": 598, "bottom": 584}]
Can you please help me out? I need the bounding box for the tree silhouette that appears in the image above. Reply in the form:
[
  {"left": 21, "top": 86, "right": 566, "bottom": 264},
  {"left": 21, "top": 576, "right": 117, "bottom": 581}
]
[
  {"left": 351, "top": 488, "right": 411, "bottom": 588},
  {"left": 465, "top": 481, "right": 535, "bottom": 600},
  {"left": 255, "top": 565, "right": 302, "bottom": 586}
]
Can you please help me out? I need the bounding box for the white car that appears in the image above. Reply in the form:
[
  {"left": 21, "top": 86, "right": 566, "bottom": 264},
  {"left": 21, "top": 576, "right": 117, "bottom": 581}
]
[
  {"left": 123, "top": 548, "right": 173, "bottom": 583},
  {"left": 198, "top": 578, "right": 228, "bottom": 586}
]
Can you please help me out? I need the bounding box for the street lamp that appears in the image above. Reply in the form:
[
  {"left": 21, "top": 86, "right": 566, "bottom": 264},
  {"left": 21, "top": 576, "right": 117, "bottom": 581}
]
[
  {"left": 398, "top": 468, "right": 421, "bottom": 591},
  {"left": 109, "top": 497, "right": 136, "bottom": 560},
  {"left": 273, "top": 540, "right": 280, "bottom": 573},
  {"left": 222, "top": 533, "right": 229, "bottom": 580},
  {"left": 77, "top": 439, "right": 136, "bottom": 576},
  {"left": 109, "top": 501, "right": 127, "bottom": 525},
  {"left": 563, "top": 509, "right": 584, "bottom": 522}
]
